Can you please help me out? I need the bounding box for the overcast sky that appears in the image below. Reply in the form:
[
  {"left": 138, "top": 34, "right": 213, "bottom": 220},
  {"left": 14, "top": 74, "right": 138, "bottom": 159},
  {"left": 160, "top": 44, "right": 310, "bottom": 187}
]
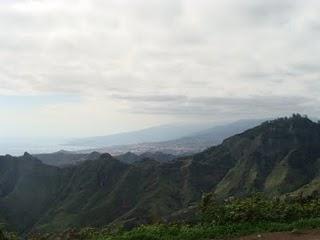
[{"left": 1, "top": 0, "right": 320, "bottom": 138}]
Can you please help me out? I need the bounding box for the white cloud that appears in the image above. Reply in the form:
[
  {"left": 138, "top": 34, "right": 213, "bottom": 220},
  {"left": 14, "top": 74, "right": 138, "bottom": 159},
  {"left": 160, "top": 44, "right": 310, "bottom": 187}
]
[{"left": 1, "top": 0, "right": 320, "bottom": 136}]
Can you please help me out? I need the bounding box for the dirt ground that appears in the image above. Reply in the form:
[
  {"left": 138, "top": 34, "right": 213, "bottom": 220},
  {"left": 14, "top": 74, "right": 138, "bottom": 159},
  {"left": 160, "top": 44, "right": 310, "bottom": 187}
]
[{"left": 235, "top": 230, "right": 320, "bottom": 240}]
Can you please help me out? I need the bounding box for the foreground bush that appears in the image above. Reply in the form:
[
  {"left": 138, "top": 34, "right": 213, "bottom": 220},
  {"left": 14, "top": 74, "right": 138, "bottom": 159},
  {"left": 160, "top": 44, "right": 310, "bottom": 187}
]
[
  {"left": 0, "top": 229, "right": 18, "bottom": 240},
  {"left": 24, "top": 194, "right": 320, "bottom": 239},
  {"left": 96, "top": 219, "right": 320, "bottom": 240},
  {"left": 200, "top": 193, "right": 320, "bottom": 224},
  {"left": 27, "top": 218, "right": 320, "bottom": 240}
]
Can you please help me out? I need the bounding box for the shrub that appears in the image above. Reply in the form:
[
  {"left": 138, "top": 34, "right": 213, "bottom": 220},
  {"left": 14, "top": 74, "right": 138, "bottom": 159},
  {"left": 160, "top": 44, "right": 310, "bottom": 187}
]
[{"left": 200, "top": 193, "right": 320, "bottom": 224}]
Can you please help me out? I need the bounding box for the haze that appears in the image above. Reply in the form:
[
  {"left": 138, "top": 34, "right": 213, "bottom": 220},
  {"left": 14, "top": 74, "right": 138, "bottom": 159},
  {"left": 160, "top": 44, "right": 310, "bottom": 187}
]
[{"left": 1, "top": 0, "right": 320, "bottom": 139}]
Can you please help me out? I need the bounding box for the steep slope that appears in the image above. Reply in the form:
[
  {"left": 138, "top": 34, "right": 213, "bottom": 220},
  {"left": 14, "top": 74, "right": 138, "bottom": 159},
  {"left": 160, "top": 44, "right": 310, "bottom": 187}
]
[
  {"left": 140, "top": 152, "right": 176, "bottom": 162},
  {"left": 33, "top": 155, "right": 189, "bottom": 231},
  {"left": 0, "top": 153, "right": 64, "bottom": 233},
  {"left": 0, "top": 153, "right": 218, "bottom": 233},
  {"left": 35, "top": 154, "right": 130, "bottom": 231},
  {"left": 116, "top": 152, "right": 176, "bottom": 164},
  {"left": 211, "top": 115, "right": 320, "bottom": 197},
  {"left": 32, "top": 150, "right": 239, "bottom": 231}
]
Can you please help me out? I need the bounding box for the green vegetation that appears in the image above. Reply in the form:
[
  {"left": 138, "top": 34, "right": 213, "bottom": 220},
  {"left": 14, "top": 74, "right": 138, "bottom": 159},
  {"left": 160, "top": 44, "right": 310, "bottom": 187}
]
[
  {"left": 200, "top": 193, "right": 320, "bottom": 224},
  {"left": 93, "top": 219, "right": 320, "bottom": 240},
  {"left": 26, "top": 194, "right": 320, "bottom": 240},
  {"left": 0, "top": 228, "right": 18, "bottom": 240},
  {"left": 3, "top": 115, "right": 320, "bottom": 236},
  {"left": 25, "top": 219, "right": 320, "bottom": 240}
]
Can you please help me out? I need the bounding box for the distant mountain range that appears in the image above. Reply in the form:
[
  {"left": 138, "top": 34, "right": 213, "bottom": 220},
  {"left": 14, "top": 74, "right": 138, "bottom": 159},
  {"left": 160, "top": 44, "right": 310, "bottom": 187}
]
[
  {"left": 83, "top": 119, "right": 265, "bottom": 155},
  {"left": 34, "top": 119, "right": 264, "bottom": 167},
  {"left": 2, "top": 115, "right": 320, "bottom": 234},
  {"left": 65, "top": 123, "right": 214, "bottom": 148},
  {"left": 0, "top": 119, "right": 263, "bottom": 156},
  {"left": 0, "top": 123, "right": 212, "bottom": 156},
  {"left": 34, "top": 151, "right": 101, "bottom": 166},
  {"left": 34, "top": 150, "right": 176, "bottom": 167}
]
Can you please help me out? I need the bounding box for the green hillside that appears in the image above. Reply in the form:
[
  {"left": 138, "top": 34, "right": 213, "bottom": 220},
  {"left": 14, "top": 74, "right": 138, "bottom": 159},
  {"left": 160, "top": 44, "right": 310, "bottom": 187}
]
[{"left": 2, "top": 115, "right": 320, "bottom": 235}]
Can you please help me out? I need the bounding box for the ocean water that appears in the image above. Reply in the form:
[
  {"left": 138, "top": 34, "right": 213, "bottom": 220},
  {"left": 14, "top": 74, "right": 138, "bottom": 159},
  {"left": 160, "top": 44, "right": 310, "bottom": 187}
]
[{"left": 0, "top": 138, "right": 87, "bottom": 156}]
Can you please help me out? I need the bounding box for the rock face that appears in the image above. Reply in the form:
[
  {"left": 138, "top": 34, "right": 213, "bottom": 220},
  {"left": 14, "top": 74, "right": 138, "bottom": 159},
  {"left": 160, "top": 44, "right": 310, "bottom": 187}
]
[{"left": 1, "top": 115, "right": 320, "bottom": 233}]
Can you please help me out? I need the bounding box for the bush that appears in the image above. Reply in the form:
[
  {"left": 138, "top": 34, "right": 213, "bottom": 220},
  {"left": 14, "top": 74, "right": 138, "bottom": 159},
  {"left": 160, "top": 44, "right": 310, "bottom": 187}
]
[
  {"left": 0, "top": 230, "right": 5, "bottom": 240},
  {"left": 0, "top": 226, "right": 18, "bottom": 240},
  {"left": 200, "top": 193, "right": 320, "bottom": 224},
  {"left": 9, "top": 194, "right": 320, "bottom": 240}
]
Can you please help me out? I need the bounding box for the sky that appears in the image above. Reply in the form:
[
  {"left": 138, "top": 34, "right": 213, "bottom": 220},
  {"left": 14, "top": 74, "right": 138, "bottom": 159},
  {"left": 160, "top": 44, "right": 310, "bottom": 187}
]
[{"left": 1, "top": 0, "right": 320, "bottom": 138}]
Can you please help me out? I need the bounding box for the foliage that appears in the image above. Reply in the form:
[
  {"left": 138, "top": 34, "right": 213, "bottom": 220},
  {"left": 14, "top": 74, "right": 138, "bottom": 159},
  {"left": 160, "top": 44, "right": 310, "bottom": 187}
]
[
  {"left": 97, "top": 219, "right": 320, "bottom": 240},
  {"left": 29, "top": 219, "right": 320, "bottom": 240},
  {"left": 28, "top": 228, "right": 104, "bottom": 240},
  {"left": 26, "top": 194, "right": 320, "bottom": 240},
  {"left": 0, "top": 230, "right": 4, "bottom": 240},
  {"left": 200, "top": 193, "right": 320, "bottom": 224},
  {"left": 0, "top": 224, "right": 18, "bottom": 240},
  {"left": 0, "top": 229, "right": 18, "bottom": 240}
]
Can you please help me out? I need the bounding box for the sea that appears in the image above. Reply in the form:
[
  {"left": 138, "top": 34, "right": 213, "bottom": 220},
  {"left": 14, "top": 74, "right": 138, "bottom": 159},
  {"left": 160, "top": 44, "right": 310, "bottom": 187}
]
[{"left": 0, "top": 138, "right": 88, "bottom": 156}]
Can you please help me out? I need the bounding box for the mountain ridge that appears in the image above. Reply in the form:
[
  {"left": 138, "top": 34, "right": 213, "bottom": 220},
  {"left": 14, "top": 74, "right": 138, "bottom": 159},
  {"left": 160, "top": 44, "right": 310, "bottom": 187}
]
[
  {"left": 80, "top": 119, "right": 265, "bottom": 155},
  {"left": 65, "top": 123, "right": 213, "bottom": 148},
  {"left": 1, "top": 115, "right": 320, "bottom": 234}
]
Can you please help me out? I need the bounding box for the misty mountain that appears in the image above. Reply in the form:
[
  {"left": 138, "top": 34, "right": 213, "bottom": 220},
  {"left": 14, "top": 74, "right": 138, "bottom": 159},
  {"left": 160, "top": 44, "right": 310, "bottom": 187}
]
[
  {"left": 92, "top": 119, "right": 265, "bottom": 155},
  {"left": 34, "top": 151, "right": 101, "bottom": 167},
  {"left": 2, "top": 115, "right": 320, "bottom": 234},
  {"left": 114, "top": 152, "right": 142, "bottom": 164},
  {"left": 116, "top": 151, "right": 176, "bottom": 164},
  {"left": 140, "top": 152, "right": 176, "bottom": 162},
  {"left": 34, "top": 150, "right": 176, "bottom": 166},
  {"left": 65, "top": 123, "right": 213, "bottom": 148}
]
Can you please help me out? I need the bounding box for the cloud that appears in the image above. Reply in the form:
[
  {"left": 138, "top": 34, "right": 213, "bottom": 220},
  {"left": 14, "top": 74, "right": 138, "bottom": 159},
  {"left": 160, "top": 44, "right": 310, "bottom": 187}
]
[
  {"left": 111, "top": 94, "right": 313, "bottom": 118},
  {"left": 1, "top": 0, "right": 320, "bottom": 137}
]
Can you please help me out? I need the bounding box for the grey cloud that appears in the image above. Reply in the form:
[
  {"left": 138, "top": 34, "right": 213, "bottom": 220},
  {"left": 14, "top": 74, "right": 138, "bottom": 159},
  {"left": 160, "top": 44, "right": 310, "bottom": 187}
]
[
  {"left": 291, "top": 63, "right": 320, "bottom": 75},
  {"left": 0, "top": 0, "right": 320, "bottom": 121},
  {"left": 111, "top": 94, "right": 188, "bottom": 103},
  {"left": 113, "top": 94, "right": 312, "bottom": 118},
  {"left": 242, "top": 0, "right": 299, "bottom": 24}
]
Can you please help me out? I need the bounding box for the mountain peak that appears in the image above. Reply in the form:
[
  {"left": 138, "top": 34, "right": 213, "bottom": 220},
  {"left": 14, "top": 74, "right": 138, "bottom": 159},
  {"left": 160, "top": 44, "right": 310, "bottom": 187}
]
[
  {"left": 237, "top": 114, "right": 319, "bottom": 142},
  {"left": 100, "top": 153, "right": 113, "bottom": 160},
  {"left": 263, "top": 114, "right": 314, "bottom": 127},
  {"left": 197, "top": 114, "right": 320, "bottom": 198},
  {"left": 23, "top": 152, "right": 33, "bottom": 158},
  {"left": 23, "top": 152, "right": 43, "bottom": 164}
]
